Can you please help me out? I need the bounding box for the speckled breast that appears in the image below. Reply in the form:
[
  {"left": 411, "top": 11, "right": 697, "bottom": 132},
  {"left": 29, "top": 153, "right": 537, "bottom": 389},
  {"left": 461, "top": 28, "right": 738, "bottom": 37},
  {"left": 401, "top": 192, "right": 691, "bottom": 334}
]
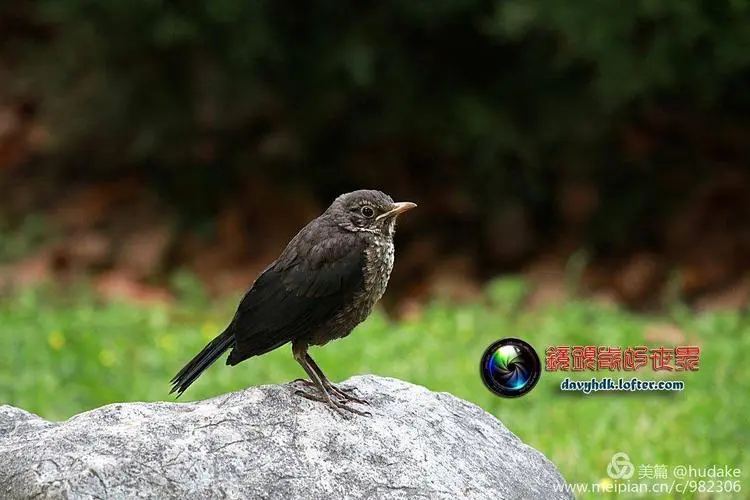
[
  {"left": 362, "top": 238, "right": 395, "bottom": 305},
  {"left": 313, "top": 237, "right": 395, "bottom": 346}
]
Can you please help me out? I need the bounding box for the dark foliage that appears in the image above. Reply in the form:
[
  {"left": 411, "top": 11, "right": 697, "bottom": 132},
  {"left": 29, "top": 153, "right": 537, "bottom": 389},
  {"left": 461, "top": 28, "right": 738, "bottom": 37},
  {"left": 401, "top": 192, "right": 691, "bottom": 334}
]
[{"left": 3, "top": 0, "right": 750, "bottom": 303}]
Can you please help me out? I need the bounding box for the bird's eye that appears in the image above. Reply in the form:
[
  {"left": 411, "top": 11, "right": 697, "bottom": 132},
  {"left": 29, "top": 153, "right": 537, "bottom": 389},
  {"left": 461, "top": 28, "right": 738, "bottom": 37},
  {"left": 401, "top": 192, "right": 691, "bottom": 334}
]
[{"left": 361, "top": 206, "right": 375, "bottom": 218}]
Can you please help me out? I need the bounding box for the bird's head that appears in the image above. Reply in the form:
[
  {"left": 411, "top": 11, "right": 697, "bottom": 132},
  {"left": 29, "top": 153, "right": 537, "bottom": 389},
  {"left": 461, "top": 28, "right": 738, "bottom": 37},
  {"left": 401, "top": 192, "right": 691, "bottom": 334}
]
[{"left": 327, "top": 190, "right": 416, "bottom": 237}]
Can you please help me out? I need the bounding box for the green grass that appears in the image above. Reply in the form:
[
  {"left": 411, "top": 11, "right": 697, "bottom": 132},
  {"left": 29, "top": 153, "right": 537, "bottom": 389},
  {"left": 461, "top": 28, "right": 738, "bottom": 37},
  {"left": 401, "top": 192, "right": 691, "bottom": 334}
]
[{"left": 1, "top": 279, "right": 747, "bottom": 499}]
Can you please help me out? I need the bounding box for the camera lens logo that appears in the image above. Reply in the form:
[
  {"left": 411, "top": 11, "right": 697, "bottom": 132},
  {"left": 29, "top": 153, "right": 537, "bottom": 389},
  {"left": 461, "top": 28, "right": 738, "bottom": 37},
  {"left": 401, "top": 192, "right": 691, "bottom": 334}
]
[{"left": 480, "top": 338, "right": 541, "bottom": 397}]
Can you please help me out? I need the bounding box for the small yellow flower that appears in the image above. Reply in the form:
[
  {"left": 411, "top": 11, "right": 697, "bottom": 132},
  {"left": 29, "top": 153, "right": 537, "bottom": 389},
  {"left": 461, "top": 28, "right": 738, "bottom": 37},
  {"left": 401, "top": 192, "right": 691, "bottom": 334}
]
[
  {"left": 99, "top": 349, "right": 116, "bottom": 367},
  {"left": 48, "top": 331, "right": 65, "bottom": 350},
  {"left": 201, "top": 322, "right": 217, "bottom": 341},
  {"left": 598, "top": 477, "right": 613, "bottom": 492}
]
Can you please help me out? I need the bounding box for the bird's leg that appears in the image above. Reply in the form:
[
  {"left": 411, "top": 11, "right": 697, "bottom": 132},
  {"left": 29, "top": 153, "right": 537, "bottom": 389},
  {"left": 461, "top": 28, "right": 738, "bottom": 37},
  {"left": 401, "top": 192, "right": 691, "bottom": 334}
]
[
  {"left": 291, "top": 342, "right": 371, "bottom": 417},
  {"left": 304, "top": 353, "right": 369, "bottom": 405},
  {"left": 292, "top": 356, "right": 368, "bottom": 405}
]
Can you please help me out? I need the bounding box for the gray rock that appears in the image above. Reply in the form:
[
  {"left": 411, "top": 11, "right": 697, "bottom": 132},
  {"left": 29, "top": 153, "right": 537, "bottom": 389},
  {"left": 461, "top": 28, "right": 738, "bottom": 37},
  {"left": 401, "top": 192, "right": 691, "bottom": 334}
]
[{"left": 0, "top": 375, "right": 571, "bottom": 499}]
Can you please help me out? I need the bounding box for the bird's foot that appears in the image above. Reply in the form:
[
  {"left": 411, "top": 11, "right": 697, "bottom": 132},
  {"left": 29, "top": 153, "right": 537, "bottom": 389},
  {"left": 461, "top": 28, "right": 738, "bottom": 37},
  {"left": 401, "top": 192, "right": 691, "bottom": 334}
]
[
  {"left": 293, "top": 379, "right": 369, "bottom": 406},
  {"left": 328, "top": 384, "right": 369, "bottom": 406},
  {"left": 294, "top": 388, "right": 372, "bottom": 418}
]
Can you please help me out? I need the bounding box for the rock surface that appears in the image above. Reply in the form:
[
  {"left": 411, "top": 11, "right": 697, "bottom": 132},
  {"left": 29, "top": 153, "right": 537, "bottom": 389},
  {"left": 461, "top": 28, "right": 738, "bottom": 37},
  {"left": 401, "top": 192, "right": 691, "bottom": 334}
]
[{"left": 0, "top": 375, "right": 571, "bottom": 499}]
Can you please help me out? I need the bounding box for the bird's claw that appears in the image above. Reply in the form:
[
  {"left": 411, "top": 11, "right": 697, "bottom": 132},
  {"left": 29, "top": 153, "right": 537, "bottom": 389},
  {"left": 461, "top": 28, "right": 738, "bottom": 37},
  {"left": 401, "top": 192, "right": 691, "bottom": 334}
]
[
  {"left": 293, "top": 379, "right": 369, "bottom": 406},
  {"left": 328, "top": 385, "right": 370, "bottom": 406},
  {"left": 294, "top": 388, "right": 372, "bottom": 417},
  {"left": 333, "top": 385, "right": 357, "bottom": 394}
]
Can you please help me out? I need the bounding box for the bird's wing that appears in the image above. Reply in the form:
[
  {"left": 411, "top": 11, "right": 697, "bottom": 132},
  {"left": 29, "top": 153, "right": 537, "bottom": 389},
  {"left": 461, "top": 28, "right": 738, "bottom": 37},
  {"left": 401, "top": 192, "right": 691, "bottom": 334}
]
[{"left": 227, "top": 228, "right": 365, "bottom": 363}]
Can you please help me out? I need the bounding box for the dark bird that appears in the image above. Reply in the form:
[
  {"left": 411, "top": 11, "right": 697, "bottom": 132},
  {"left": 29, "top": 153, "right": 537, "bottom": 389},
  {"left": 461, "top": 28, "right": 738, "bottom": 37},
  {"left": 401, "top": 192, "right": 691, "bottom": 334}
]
[{"left": 170, "top": 190, "right": 416, "bottom": 416}]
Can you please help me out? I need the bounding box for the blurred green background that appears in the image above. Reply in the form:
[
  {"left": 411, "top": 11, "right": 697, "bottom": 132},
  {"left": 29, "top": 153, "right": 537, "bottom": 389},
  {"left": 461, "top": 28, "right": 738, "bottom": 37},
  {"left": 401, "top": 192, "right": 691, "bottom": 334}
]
[
  {"left": 1, "top": 280, "right": 747, "bottom": 499},
  {"left": 1, "top": 1, "right": 749, "bottom": 498}
]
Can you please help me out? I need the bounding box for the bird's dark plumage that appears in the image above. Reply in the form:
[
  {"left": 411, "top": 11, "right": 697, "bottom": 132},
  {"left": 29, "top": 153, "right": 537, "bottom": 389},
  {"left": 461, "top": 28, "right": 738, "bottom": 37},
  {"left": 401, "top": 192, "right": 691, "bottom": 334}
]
[{"left": 170, "top": 189, "right": 416, "bottom": 416}]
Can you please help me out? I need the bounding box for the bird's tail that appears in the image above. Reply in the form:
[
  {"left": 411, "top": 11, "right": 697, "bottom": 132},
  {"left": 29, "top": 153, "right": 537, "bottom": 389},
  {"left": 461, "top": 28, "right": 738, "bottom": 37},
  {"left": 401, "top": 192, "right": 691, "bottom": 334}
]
[{"left": 170, "top": 329, "right": 234, "bottom": 397}]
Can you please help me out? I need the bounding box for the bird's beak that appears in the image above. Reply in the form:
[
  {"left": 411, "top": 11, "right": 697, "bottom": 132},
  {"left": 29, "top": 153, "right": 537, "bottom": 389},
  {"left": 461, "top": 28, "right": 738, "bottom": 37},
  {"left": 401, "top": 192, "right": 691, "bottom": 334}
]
[{"left": 376, "top": 201, "right": 417, "bottom": 221}]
